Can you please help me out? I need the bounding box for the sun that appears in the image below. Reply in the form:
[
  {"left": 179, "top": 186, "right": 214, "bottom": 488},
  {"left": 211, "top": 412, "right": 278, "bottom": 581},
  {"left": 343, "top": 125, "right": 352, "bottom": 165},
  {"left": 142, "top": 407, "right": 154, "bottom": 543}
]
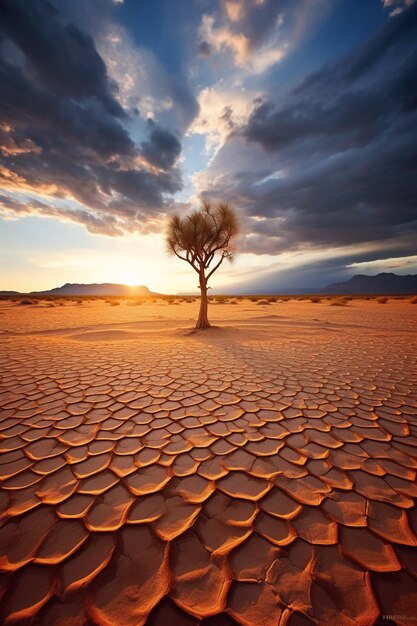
[
  {"left": 123, "top": 276, "right": 140, "bottom": 286},
  {"left": 114, "top": 271, "right": 140, "bottom": 286}
]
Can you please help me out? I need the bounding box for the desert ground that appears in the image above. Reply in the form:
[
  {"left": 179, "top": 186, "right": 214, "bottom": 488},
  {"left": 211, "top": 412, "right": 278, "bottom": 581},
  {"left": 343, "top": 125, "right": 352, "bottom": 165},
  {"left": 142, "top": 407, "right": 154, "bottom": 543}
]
[{"left": 0, "top": 295, "right": 416, "bottom": 625}]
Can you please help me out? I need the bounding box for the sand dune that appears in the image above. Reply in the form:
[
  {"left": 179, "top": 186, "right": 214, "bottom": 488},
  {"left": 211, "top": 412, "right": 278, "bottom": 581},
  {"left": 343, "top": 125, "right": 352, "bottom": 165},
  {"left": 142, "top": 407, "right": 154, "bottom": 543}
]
[{"left": 0, "top": 298, "right": 416, "bottom": 624}]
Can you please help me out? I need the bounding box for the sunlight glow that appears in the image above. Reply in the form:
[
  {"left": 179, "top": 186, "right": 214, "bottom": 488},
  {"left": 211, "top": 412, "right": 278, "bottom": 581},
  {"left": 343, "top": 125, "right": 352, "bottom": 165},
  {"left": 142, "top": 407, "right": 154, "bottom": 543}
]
[{"left": 116, "top": 273, "right": 142, "bottom": 286}]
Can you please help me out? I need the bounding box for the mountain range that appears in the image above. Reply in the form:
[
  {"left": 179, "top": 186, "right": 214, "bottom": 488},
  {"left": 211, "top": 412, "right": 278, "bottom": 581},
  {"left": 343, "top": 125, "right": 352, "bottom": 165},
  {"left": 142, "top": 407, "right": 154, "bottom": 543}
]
[
  {"left": 0, "top": 283, "right": 154, "bottom": 297},
  {"left": 0, "top": 273, "right": 416, "bottom": 296},
  {"left": 322, "top": 273, "right": 417, "bottom": 295}
]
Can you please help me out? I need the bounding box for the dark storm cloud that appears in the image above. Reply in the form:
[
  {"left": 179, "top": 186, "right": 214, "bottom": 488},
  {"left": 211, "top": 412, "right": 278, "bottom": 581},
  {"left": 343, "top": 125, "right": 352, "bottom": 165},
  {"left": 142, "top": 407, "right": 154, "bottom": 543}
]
[
  {"left": 0, "top": 59, "right": 134, "bottom": 160},
  {"left": 227, "top": 239, "right": 417, "bottom": 293},
  {"left": 0, "top": 0, "right": 123, "bottom": 117},
  {"left": 0, "top": 0, "right": 183, "bottom": 235},
  {"left": 140, "top": 121, "right": 182, "bottom": 171},
  {"left": 209, "top": 4, "right": 417, "bottom": 261},
  {"left": 244, "top": 4, "right": 417, "bottom": 151}
]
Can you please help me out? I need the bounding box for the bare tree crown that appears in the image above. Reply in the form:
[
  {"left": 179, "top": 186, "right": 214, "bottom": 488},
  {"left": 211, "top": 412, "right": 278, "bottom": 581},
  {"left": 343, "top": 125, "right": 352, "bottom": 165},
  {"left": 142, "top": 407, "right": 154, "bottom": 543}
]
[{"left": 166, "top": 200, "right": 239, "bottom": 279}]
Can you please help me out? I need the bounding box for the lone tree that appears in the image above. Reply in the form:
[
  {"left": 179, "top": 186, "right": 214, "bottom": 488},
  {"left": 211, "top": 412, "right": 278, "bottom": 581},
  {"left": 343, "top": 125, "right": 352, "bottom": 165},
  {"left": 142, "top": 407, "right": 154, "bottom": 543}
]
[{"left": 166, "top": 199, "right": 239, "bottom": 329}]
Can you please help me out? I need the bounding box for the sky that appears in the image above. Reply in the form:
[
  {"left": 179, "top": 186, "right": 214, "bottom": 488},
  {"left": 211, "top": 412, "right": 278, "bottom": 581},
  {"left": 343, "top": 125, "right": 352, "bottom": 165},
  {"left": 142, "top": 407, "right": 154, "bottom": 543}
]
[{"left": 0, "top": 0, "right": 416, "bottom": 294}]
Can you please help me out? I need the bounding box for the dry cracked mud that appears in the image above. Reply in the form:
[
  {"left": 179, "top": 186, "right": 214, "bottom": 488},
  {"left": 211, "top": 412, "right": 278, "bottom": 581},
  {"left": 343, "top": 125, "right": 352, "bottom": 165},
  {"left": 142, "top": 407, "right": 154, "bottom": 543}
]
[{"left": 0, "top": 298, "right": 416, "bottom": 625}]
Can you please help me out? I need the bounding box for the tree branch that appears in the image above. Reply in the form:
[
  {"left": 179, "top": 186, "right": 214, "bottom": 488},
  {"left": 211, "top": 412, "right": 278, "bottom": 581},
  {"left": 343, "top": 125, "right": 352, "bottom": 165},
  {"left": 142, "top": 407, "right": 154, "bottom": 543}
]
[
  {"left": 206, "top": 253, "right": 226, "bottom": 281},
  {"left": 174, "top": 250, "right": 198, "bottom": 272}
]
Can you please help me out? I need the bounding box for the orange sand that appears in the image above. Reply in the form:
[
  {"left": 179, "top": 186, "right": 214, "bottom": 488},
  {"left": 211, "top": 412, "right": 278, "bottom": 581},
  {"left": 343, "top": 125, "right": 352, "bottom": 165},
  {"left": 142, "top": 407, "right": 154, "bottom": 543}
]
[{"left": 0, "top": 297, "right": 416, "bottom": 625}]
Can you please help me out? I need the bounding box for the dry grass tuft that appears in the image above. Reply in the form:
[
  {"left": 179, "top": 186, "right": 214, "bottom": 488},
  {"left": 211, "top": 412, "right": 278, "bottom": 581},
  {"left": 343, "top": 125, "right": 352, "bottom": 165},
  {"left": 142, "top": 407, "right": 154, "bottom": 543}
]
[
  {"left": 330, "top": 297, "right": 349, "bottom": 306},
  {"left": 256, "top": 299, "right": 271, "bottom": 305}
]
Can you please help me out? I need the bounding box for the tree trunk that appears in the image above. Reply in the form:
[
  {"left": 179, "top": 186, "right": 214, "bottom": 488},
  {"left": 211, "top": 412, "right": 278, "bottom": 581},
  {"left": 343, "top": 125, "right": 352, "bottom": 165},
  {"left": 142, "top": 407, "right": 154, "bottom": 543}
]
[{"left": 196, "top": 273, "right": 211, "bottom": 329}]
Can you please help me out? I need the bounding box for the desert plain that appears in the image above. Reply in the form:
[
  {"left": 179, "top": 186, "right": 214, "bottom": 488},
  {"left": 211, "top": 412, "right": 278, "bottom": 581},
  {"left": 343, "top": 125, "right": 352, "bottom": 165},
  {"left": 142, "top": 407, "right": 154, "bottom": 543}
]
[{"left": 0, "top": 295, "right": 416, "bottom": 626}]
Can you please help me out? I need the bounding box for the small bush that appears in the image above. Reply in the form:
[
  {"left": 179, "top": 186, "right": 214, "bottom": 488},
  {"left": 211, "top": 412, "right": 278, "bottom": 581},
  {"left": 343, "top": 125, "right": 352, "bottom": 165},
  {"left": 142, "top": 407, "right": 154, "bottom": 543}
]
[
  {"left": 330, "top": 297, "right": 348, "bottom": 306},
  {"left": 213, "top": 295, "right": 228, "bottom": 303},
  {"left": 19, "top": 299, "right": 33, "bottom": 305},
  {"left": 376, "top": 296, "right": 388, "bottom": 304},
  {"left": 256, "top": 299, "right": 270, "bottom": 305},
  {"left": 309, "top": 296, "right": 321, "bottom": 303},
  {"left": 409, "top": 296, "right": 417, "bottom": 304}
]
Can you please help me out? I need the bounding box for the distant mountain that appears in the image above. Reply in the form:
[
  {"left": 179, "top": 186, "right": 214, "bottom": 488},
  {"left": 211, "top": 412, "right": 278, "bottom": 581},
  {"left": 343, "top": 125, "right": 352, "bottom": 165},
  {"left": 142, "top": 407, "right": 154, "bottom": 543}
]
[
  {"left": 323, "top": 273, "right": 417, "bottom": 295},
  {"left": 0, "top": 283, "right": 155, "bottom": 297}
]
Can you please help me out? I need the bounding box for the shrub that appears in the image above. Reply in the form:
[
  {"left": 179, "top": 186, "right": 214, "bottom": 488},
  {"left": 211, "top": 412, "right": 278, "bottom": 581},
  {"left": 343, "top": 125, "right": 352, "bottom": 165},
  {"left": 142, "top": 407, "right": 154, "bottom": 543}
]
[
  {"left": 330, "top": 297, "right": 348, "bottom": 306},
  {"left": 376, "top": 296, "right": 388, "bottom": 304},
  {"left": 256, "top": 299, "right": 270, "bottom": 305},
  {"left": 19, "top": 299, "right": 33, "bottom": 305},
  {"left": 309, "top": 296, "right": 321, "bottom": 303},
  {"left": 409, "top": 296, "right": 417, "bottom": 304}
]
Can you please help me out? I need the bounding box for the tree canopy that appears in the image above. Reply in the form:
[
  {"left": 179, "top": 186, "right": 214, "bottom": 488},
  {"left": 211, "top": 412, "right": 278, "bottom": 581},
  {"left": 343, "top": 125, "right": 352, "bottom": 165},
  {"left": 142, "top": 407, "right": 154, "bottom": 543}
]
[{"left": 166, "top": 199, "right": 239, "bottom": 328}]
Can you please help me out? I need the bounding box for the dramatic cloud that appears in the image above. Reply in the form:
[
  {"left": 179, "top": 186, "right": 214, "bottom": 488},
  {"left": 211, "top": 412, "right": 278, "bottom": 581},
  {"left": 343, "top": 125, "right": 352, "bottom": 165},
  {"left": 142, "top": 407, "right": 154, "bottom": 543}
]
[
  {"left": 0, "top": 0, "right": 185, "bottom": 236},
  {"left": 140, "top": 121, "right": 182, "bottom": 171},
  {"left": 96, "top": 20, "right": 198, "bottom": 132},
  {"left": 198, "top": 0, "right": 326, "bottom": 74},
  {"left": 1, "top": 0, "right": 416, "bottom": 291},
  {"left": 189, "top": 81, "right": 260, "bottom": 155},
  {"left": 0, "top": 0, "right": 124, "bottom": 117},
  {"left": 197, "top": 3, "right": 417, "bottom": 275}
]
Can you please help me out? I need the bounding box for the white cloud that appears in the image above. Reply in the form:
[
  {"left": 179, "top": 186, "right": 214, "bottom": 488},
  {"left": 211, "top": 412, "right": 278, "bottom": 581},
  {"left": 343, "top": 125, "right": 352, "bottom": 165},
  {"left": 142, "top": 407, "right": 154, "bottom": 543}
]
[
  {"left": 382, "top": 0, "right": 416, "bottom": 16},
  {"left": 224, "top": 1, "right": 243, "bottom": 22},
  {"left": 95, "top": 21, "right": 196, "bottom": 133},
  {"left": 347, "top": 255, "right": 417, "bottom": 272},
  {"left": 189, "top": 81, "right": 260, "bottom": 155},
  {"left": 199, "top": 13, "right": 286, "bottom": 74},
  {"left": 199, "top": 14, "right": 250, "bottom": 67},
  {"left": 96, "top": 25, "right": 168, "bottom": 118}
]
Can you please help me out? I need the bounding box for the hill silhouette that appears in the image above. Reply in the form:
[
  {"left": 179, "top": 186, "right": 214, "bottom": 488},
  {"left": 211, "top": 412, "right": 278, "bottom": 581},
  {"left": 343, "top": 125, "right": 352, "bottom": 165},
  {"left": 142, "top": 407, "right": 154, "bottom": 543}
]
[
  {"left": 0, "top": 283, "right": 155, "bottom": 297},
  {"left": 323, "top": 273, "right": 417, "bottom": 294}
]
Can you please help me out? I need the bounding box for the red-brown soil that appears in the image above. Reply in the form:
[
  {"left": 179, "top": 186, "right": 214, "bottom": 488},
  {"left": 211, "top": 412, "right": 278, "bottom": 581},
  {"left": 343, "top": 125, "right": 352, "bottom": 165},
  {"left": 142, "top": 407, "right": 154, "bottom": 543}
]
[{"left": 0, "top": 297, "right": 416, "bottom": 625}]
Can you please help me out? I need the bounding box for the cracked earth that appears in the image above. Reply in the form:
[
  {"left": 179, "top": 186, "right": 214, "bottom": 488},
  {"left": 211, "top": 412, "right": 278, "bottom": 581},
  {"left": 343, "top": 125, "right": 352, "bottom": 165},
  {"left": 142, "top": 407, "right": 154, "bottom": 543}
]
[{"left": 0, "top": 298, "right": 416, "bottom": 625}]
